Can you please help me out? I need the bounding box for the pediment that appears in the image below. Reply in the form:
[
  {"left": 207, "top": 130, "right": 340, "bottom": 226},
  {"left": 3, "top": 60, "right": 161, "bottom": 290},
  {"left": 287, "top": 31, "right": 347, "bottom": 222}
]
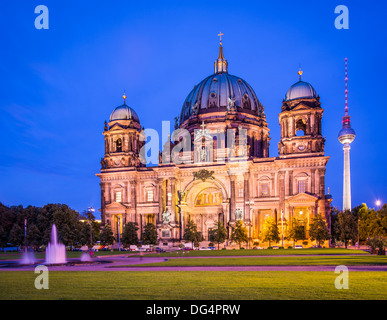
[
  {"left": 286, "top": 192, "right": 319, "bottom": 204},
  {"left": 109, "top": 123, "right": 125, "bottom": 130},
  {"left": 292, "top": 103, "right": 311, "bottom": 111},
  {"left": 105, "top": 202, "right": 128, "bottom": 211}
]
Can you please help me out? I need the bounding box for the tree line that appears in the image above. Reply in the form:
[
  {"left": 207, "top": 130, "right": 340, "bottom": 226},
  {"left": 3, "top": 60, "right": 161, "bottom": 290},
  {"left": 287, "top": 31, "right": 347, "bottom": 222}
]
[
  {"left": 1, "top": 202, "right": 386, "bottom": 252},
  {"left": 179, "top": 203, "right": 387, "bottom": 251},
  {"left": 0, "top": 203, "right": 101, "bottom": 248}
]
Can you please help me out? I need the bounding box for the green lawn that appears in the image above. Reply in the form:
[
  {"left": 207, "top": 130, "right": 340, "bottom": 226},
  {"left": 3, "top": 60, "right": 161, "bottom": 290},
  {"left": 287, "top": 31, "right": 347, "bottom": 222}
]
[
  {"left": 0, "top": 248, "right": 369, "bottom": 260},
  {"left": 0, "top": 250, "right": 131, "bottom": 260},
  {"left": 142, "top": 248, "right": 369, "bottom": 257},
  {"left": 0, "top": 271, "right": 385, "bottom": 300},
  {"left": 121, "top": 255, "right": 387, "bottom": 267}
]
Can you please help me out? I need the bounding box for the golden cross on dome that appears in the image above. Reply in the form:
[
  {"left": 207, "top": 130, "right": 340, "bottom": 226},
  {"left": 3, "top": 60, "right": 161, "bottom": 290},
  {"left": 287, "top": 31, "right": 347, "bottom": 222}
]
[
  {"left": 298, "top": 67, "right": 303, "bottom": 81},
  {"left": 218, "top": 32, "right": 224, "bottom": 45},
  {"left": 123, "top": 92, "right": 127, "bottom": 104}
]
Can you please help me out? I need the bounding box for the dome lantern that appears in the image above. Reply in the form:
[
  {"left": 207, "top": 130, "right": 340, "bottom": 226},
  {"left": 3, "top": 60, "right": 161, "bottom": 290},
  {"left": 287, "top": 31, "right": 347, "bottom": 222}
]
[{"left": 214, "top": 32, "right": 228, "bottom": 74}]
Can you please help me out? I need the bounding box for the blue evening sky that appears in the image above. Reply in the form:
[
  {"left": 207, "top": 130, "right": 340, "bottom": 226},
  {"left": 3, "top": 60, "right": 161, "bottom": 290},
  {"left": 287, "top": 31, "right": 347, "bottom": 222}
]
[{"left": 0, "top": 1, "right": 386, "bottom": 217}]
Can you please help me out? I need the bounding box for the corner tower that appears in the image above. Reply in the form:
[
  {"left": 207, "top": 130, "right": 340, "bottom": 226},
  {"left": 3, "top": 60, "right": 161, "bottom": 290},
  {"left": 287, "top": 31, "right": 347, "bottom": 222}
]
[
  {"left": 100, "top": 93, "right": 144, "bottom": 170},
  {"left": 278, "top": 69, "right": 325, "bottom": 157}
]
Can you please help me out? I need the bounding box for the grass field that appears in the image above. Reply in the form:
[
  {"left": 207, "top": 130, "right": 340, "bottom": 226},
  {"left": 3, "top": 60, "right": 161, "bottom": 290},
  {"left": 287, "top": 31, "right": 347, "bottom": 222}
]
[
  {"left": 141, "top": 248, "right": 369, "bottom": 257},
  {"left": 117, "top": 255, "right": 387, "bottom": 267},
  {"left": 0, "top": 271, "right": 385, "bottom": 300},
  {"left": 0, "top": 248, "right": 369, "bottom": 261},
  {"left": 0, "top": 250, "right": 131, "bottom": 260}
]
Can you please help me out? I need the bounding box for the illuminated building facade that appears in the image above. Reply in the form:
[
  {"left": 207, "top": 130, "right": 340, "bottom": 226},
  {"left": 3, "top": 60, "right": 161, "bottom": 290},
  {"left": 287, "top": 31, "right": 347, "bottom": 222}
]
[{"left": 96, "top": 38, "right": 332, "bottom": 244}]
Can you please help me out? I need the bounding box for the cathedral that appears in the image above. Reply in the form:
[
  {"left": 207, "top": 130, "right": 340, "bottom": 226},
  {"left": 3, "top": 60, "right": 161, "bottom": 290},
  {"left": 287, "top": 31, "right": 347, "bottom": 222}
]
[{"left": 96, "top": 38, "right": 332, "bottom": 245}]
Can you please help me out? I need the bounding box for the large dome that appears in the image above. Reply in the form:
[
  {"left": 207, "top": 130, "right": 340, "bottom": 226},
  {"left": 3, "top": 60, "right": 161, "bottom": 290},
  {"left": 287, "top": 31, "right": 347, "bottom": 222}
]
[
  {"left": 285, "top": 80, "right": 317, "bottom": 101},
  {"left": 179, "top": 43, "right": 264, "bottom": 124},
  {"left": 180, "top": 72, "right": 264, "bottom": 124}
]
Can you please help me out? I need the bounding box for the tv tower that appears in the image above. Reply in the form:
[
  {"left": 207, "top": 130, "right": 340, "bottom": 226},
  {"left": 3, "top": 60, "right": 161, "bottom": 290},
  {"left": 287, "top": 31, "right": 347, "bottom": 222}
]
[{"left": 338, "top": 58, "right": 356, "bottom": 211}]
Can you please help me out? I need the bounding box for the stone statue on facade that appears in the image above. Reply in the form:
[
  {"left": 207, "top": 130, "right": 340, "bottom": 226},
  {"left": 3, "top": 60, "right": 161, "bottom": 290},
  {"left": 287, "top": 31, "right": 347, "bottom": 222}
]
[
  {"left": 178, "top": 190, "right": 187, "bottom": 203},
  {"left": 162, "top": 210, "right": 171, "bottom": 224},
  {"left": 235, "top": 208, "right": 243, "bottom": 221},
  {"left": 100, "top": 158, "right": 106, "bottom": 169}
]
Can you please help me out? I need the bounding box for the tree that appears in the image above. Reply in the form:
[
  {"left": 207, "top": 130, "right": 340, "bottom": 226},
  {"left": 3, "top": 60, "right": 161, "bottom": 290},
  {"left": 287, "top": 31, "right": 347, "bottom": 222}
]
[
  {"left": 26, "top": 223, "right": 42, "bottom": 249},
  {"left": 260, "top": 217, "right": 280, "bottom": 247},
  {"left": 334, "top": 210, "right": 358, "bottom": 248},
  {"left": 309, "top": 215, "right": 330, "bottom": 246},
  {"left": 381, "top": 204, "right": 387, "bottom": 237},
  {"left": 8, "top": 223, "right": 23, "bottom": 246},
  {"left": 122, "top": 222, "right": 139, "bottom": 246},
  {"left": 208, "top": 221, "right": 227, "bottom": 250},
  {"left": 286, "top": 218, "right": 306, "bottom": 246},
  {"left": 81, "top": 208, "right": 97, "bottom": 246},
  {"left": 100, "top": 225, "right": 115, "bottom": 245},
  {"left": 0, "top": 225, "right": 8, "bottom": 247},
  {"left": 183, "top": 219, "right": 202, "bottom": 249},
  {"left": 142, "top": 223, "right": 158, "bottom": 245},
  {"left": 367, "top": 236, "right": 387, "bottom": 255},
  {"left": 357, "top": 204, "right": 383, "bottom": 242},
  {"left": 40, "top": 204, "right": 81, "bottom": 245},
  {"left": 231, "top": 220, "right": 249, "bottom": 249}
]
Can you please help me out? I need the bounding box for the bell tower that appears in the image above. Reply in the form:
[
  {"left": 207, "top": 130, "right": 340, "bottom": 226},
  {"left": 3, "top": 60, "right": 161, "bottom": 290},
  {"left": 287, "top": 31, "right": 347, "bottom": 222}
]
[
  {"left": 100, "top": 94, "right": 144, "bottom": 170},
  {"left": 278, "top": 69, "right": 325, "bottom": 157}
]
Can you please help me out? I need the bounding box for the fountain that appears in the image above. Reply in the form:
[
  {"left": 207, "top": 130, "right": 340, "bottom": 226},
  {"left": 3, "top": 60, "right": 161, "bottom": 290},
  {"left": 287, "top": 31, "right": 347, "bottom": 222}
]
[
  {"left": 20, "top": 250, "right": 35, "bottom": 265},
  {"left": 45, "top": 224, "right": 67, "bottom": 264},
  {"left": 80, "top": 252, "right": 93, "bottom": 262}
]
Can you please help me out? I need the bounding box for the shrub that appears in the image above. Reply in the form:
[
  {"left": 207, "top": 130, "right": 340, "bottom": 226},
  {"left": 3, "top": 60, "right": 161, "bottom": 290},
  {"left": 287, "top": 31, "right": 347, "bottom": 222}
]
[
  {"left": 302, "top": 241, "right": 308, "bottom": 246},
  {"left": 253, "top": 241, "right": 259, "bottom": 246},
  {"left": 287, "top": 246, "right": 293, "bottom": 249},
  {"left": 221, "top": 247, "right": 226, "bottom": 250},
  {"left": 267, "top": 246, "right": 273, "bottom": 249},
  {"left": 367, "top": 236, "right": 387, "bottom": 255},
  {"left": 279, "top": 246, "right": 284, "bottom": 249},
  {"left": 240, "top": 247, "right": 245, "bottom": 250},
  {"left": 208, "top": 242, "right": 215, "bottom": 247}
]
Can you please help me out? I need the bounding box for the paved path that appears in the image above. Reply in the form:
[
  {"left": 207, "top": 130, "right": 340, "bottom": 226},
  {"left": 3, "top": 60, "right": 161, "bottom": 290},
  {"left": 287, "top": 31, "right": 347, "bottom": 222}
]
[{"left": 1, "top": 255, "right": 386, "bottom": 272}]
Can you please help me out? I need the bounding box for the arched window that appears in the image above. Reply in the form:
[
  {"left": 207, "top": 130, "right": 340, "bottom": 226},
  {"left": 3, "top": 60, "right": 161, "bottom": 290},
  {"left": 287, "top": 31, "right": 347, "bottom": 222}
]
[
  {"left": 295, "top": 119, "right": 306, "bottom": 136},
  {"left": 116, "top": 138, "right": 122, "bottom": 152}
]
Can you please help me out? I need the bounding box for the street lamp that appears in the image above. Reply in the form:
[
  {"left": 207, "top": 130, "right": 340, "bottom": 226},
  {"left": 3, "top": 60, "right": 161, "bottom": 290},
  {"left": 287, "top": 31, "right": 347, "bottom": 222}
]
[
  {"left": 24, "top": 219, "right": 27, "bottom": 253},
  {"left": 245, "top": 199, "right": 254, "bottom": 249},
  {"left": 376, "top": 200, "right": 381, "bottom": 211},
  {"left": 87, "top": 207, "right": 95, "bottom": 249},
  {"left": 281, "top": 209, "right": 284, "bottom": 248},
  {"left": 118, "top": 216, "right": 121, "bottom": 252}
]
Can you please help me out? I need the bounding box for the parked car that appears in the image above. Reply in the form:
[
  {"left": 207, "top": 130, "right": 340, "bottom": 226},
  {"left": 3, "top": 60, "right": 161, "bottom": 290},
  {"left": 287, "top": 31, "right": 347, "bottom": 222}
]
[
  {"left": 272, "top": 246, "right": 280, "bottom": 249},
  {"left": 199, "top": 247, "right": 211, "bottom": 250},
  {"left": 155, "top": 247, "right": 166, "bottom": 253},
  {"left": 253, "top": 246, "right": 263, "bottom": 250},
  {"left": 182, "top": 247, "right": 194, "bottom": 251},
  {"left": 208, "top": 246, "right": 216, "bottom": 250},
  {"left": 294, "top": 245, "right": 303, "bottom": 249}
]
